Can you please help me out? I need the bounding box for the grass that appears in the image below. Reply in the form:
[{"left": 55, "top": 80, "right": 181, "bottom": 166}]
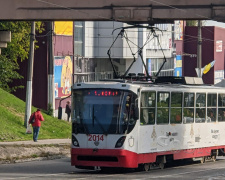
[{"left": 0, "top": 88, "right": 71, "bottom": 142}]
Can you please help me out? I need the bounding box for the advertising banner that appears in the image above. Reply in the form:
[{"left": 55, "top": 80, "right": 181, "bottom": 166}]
[
  {"left": 174, "top": 55, "right": 182, "bottom": 77},
  {"left": 175, "top": 21, "right": 184, "bottom": 40},
  {"left": 54, "top": 21, "right": 73, "bottom": 36},
  {"left": 54, "top": 56, "right": 73, "bottom": 98}
]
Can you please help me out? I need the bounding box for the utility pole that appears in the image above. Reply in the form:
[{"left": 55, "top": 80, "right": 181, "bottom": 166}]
[
  {"left": 47, "top": 22, "right": 55, "bottom": 115},
  {"left": 197, "top": 20, "right": 202, "bottom": 77},
  {"left": 24, "top": 22, "right": 35, "bottom": 127}
]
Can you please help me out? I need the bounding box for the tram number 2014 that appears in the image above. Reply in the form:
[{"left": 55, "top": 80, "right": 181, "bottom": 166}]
[{"left": 88, "top": 134, "right": 104, "bottom": 141}]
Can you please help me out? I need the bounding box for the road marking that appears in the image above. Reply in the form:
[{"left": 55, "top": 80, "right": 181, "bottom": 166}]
[
  {"left": 0, "top": 172, "right": 127, "bottom": 180},
  {"left": 0, "top": 173, "right": 69, "bottom": 180}
]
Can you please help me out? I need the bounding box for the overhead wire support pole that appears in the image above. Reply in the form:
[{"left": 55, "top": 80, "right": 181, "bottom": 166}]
[
  {"left": 47, "top": 21, "right": 55, "bottom": 114},
  {"left": 24, "top": 21, "right": 35, "bottom": 128},
  {"left": 197, "top": 20, "right": 202, "bottom": 77}
]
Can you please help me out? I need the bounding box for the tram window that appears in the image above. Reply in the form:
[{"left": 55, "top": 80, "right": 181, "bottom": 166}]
[
  {"left": 140, "top": 91, "right": 156, "bottom": 125},
  {"left": 171, "top": 92, "right": 182, "bottom": 124},
  {"left": 195, "top": 93, "right": 206, "bottom": 123},
  {"left": 141, "top": 92, "right": 156, "bottom": 107},
  {"left": 196, "top": 93, "right": 206, "bottom": 107},
  {"left": 157, "top": 92, "right": 169, "bottom": 108},
  {"left": 207, "top": 94, "right": 217, "bottom": 107},
  {"left": 140, "top": 108, "right": 155, "bottom": 125},
  {"left": 183, "top": 108, "right": 194, "bottom": 123},
  {"left": 218, "top": 108, "right": 225, "bottom": 122},
  {"left": 218, "top": 94, "right": 225, "bottom": 107},
  {"left": 183, "top": 93, "right": 194, "bottom": 124},
  {"left": 184, "top": 93, "right": 194, "bottom": 107},
  {"left": 171, "top": 108, "right": 182, "bottom": 124},
  {"left": 207, "top": 94, "right": 217, "bottom": 123},
  {"left": 171, "top": 92, "right": 182, "bottom": 107},
  {"left": 157, "top": 108, "right": 169, "bottom": 124},
  {"left": 218, "top": 94, "right": 225, "bottom": 122},
  {"left": 196, "top": 108, "right": 206, "bottom": 123},
  {"left": 207, "top": 108, "right": 216, "bottom": 122},
  {"left": 157, "top": 92, "right": 169, "bottom": 124}
]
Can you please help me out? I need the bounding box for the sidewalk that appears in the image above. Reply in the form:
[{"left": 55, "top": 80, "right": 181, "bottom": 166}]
[
  {"left": 0, "top": 139, "right": 71, "bottom": 163},
  {"left": 0, "top": 139, "right": 71, "bottom": 146}
]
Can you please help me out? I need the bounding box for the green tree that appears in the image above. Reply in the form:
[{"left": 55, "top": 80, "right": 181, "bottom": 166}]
[
  {"left": 0, "top": 21, "right": 44, "bottom": 92},
  {"left": 186, "top": 20, "right": 198, "bottom": 26}
]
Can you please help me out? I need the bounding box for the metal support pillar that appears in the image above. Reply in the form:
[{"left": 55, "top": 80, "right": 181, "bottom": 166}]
[
  {"left": 24, "top": 22, "right": 35, "bottom": 127},
  {"left": 47, "top": 21, "right": 55, "bottom": 116},
  {"left": 197, "top": 20, "right": 202, "bottom": 77}
]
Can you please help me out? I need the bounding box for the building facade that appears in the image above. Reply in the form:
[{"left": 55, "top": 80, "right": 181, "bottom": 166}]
[
  {"left": 183, "top": 26, "right": 225, "bottom": 84},
  {"left": 74, "top": 21, "right": 175, "bottom": 81}
]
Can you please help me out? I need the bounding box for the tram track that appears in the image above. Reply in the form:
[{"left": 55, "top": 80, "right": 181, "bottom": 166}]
[
  {"left": 132, "top": 158, "right": 225, "bottom": 179},
  {"left": 1, "top": 158, "right": 225, "bottom": 179}
]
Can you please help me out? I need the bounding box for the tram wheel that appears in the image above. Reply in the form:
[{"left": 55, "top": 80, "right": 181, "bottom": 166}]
[
  {"left": 149, "top": 163, "right": 154, "bottom": 170},
  {"left": 200, "top": 157, "right": 206, "bottom": 164},
  {"left": 211, "top": 155, "right": 216, "bottom": 162},
  {"left": 143, "top": 163, "right": 150, "bottom": 171},
  {"left": 158, "top": 162, "right": 165, "bottom": 169}
]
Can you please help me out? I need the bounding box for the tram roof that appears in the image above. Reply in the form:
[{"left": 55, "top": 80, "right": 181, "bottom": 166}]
[
  {"left": 74, "top": 77, "right": 225, "bottom": 91},
  {"left": 99, "top": 76, "right": 225, "bottom": 90}
]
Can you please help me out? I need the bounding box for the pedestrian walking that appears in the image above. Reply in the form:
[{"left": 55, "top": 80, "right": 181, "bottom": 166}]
[
  {"left": 65, "top": 101, "right": 71, "bottom": 122},
  {"left": 29, "top": 109, "right": 44, "bottom": 142}
]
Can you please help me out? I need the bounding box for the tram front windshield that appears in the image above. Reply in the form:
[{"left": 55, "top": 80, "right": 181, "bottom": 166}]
[{"left": 72, "top": 89, "right": 137, "bottom": 134}]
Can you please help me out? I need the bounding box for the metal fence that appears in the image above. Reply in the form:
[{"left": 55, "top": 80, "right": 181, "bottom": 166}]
[
  {"left": 151, "top": 69, "right": 174, "bottom": 77},
  {"left": 73, "top": 71, "right": 115, "bottom": 83},
  {"left": 73, "top": 69, "right": 174, "bottom": 83}
]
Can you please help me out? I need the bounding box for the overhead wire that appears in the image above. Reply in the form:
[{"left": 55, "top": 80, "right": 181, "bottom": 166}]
[
  {"left": 148, "top": 0, "right": 212, "bottom": 20},
  {"left": 34, "top": 0, "right": 223, "bottom": 45},
  {"left": 34, "top": 0, "right": 224, "bottom": 77},
  {"left": 35, "top": 0, "right": 112, "bottom": 21}
]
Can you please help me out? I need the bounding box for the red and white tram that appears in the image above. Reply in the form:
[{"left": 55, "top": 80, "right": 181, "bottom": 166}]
[{"left": 71, "top": 77, "right": 225, "bottom": 170}]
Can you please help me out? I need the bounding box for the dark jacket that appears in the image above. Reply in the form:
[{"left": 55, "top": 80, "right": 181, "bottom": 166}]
[
  {"left": 65, "top": 104, "right": 71, "bottom": 114},
  {"left": 29, "top": 111, "right": 44, "bottom": 127}
]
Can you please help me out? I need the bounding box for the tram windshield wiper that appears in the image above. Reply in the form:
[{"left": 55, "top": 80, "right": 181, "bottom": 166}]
[
  {"left": 94, "top": 116, "right": 108, "bottom": 135},
  {"left": 80, "top": 117, "right": 89, "bottom": 135},
  {"left": 92, "top": 104, "right": 108, "bottom": 135}
]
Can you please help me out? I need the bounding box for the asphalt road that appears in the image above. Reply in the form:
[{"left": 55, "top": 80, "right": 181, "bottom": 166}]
[{"left": 1, "top": 157, "right": 225, "bottom": 180}]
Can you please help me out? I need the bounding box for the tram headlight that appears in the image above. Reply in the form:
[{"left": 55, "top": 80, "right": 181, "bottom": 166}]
[
  {"left": 72, "top": 135, "right": 80, "bottom": 147},
  {"left": 115, "top": 136, "right": 126, "bottom": 148}
]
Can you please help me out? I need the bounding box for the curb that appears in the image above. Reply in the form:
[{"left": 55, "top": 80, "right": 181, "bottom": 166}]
[{"left": 0, "top": 139, "right": 71, "bottom": 164}]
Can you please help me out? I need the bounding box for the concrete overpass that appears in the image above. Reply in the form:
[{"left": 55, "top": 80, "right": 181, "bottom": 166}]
[
  {"left": 2, "top": 1, "right": 224, "bottom": 54},
  {"left": 0, "top": 0, "right": 225, "bottom": 24}
]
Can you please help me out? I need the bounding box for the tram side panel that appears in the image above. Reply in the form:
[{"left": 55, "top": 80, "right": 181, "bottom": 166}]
[{"left": 137, "top": 122, "right": 225, "bottom": 162}]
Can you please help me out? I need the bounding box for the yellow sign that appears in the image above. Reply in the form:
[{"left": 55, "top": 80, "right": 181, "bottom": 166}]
[
  {"left": 203, "top": 60, "right": 216, "bottom": 74},
  {"left": 54, "top": 21, "right": 73, "bottom": 36},
  {"left": 176, "top": 60, "right": 182, "bottom": 68}
]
